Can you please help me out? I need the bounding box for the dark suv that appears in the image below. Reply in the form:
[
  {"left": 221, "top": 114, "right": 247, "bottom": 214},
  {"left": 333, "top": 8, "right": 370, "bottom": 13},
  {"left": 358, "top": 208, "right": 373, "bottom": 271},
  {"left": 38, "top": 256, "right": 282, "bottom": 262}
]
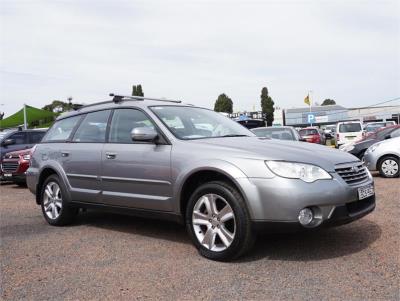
[{"left": 0, "top": 129, "right": 47, "bottom": 179}]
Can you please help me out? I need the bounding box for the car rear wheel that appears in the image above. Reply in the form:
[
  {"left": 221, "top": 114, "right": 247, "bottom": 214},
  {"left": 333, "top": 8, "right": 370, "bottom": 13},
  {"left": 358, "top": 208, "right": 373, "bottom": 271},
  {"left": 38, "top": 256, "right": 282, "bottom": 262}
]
[
  {"left": 378, "top": 156, "right": 399, "bottom": 178},
  {"left": 185, "top": 181, "right": 255, "bottom": 261},
  {"left": 40, "top": 174, "right": 78, "bottom": 225}
]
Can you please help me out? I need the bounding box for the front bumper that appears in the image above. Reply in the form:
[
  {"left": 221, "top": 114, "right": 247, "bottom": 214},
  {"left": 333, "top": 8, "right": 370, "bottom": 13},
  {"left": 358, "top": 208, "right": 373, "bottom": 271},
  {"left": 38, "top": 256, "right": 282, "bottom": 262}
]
[
  {"left": 1, "top": 173, "right": 27, "bottom": 183},
  {"left": 253, "top": 194, "right": 375, "bottom": 232},
  {"left": 237, "top": 171, "right": 375, "bottom": 226},
  {"left": 363, "top": 152, "right": 378, "bottom": 171}
]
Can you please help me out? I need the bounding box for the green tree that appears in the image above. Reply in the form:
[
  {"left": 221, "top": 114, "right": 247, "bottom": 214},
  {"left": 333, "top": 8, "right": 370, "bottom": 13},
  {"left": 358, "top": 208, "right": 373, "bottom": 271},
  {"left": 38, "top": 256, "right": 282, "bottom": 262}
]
[
  {"left": 132, "top": 84, "right": 144, "bottom": 96},
  {"left": 321, "top": 99, "right": 336, "bottom": 106},
  {"left": 214, "top": 93, "right": 233, "bottom": 113},
  {"left": 42, "top": 100, "right": 70, "bottom": 113},
  {"left": 260, "top": 87, "right": 275, "bottom": 126}
]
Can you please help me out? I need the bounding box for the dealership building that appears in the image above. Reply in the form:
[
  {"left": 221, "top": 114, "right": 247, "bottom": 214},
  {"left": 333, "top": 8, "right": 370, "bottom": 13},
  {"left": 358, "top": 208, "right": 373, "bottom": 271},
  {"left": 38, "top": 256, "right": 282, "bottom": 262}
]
[{"left": 230, "top": 104, "right": 400, "bottom": 127}]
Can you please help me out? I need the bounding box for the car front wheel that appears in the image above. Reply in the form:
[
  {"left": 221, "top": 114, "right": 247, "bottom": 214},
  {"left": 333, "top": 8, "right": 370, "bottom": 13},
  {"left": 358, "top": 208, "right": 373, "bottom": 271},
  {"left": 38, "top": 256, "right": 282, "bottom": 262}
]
[
  {"left": 186, "top": 181, "right": 255, "bottom": 261},
  {"left": 379, "top": 156, "right": 399, "bottom": 178}
]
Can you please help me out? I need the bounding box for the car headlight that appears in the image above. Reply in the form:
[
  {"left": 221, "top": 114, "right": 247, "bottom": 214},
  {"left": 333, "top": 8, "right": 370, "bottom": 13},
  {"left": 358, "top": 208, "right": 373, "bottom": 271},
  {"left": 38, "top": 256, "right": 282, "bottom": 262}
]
[
  {"left": 342, "top": 145, "right": 354, "bottom": 152},
  {"left": 265, "top": 161, "right": 332, "bottom": 183},
  {"left": 365, "top": 143, "right": 380, "bottom": 154},
  {"left": 22, "top": 154, "right": 31, "bottom": 161}
]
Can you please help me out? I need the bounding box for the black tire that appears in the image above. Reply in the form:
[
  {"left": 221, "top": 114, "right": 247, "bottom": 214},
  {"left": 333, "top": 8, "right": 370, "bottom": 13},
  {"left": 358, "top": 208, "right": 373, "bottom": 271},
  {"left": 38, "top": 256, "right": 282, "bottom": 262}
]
[
  {"left": 378, "top": 156, "right": 399, "bottom": 178},
  {"left": 185, "top": 181, "right": 255, "bottom": 261},
  {"left": 40, "top": 174, "right": 78, "bottom": 226}
]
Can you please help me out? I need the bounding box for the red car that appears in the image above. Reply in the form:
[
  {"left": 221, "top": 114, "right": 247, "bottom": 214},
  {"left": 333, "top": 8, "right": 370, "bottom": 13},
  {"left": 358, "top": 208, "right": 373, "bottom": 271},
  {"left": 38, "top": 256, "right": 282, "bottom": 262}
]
[
  {"left": 298, "top": 127, "right": 325, "bottom": 144},
  {"left": 1, "top": 148, "right": 32, "bottom": 186}
]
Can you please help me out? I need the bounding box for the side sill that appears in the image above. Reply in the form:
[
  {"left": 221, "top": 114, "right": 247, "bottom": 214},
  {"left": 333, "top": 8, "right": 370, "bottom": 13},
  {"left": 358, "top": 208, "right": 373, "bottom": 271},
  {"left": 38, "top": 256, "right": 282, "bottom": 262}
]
[{"left": 69, "top": 201, "right": 184, "bottom": 224}]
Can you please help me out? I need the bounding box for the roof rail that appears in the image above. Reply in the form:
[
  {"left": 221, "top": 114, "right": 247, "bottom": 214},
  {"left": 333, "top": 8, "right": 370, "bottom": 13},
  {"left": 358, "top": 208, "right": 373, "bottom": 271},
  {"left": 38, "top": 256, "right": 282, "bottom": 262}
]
[
  {"left": 109, "top": 93, "right": 181, "bottom": 103},
  {"left": 73, "top": 93, "right": 182, "bottom": 111}
]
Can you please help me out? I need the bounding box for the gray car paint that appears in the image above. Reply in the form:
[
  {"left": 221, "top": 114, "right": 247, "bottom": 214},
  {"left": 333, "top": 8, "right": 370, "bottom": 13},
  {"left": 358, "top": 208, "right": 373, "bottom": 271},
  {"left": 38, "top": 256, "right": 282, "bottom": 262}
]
[
  {"left": 364, "top": 136, "right": 400, "bottom": 171},
  {"left": 27, "top": 99, "right": 374, "bottom": 224}
]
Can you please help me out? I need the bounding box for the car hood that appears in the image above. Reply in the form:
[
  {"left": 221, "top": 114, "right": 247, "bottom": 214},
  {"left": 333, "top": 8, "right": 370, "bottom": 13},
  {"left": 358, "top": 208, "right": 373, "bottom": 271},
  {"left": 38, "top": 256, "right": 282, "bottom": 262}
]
[{"left": 187, "top": 137, "right": 359, "bottom": 172}]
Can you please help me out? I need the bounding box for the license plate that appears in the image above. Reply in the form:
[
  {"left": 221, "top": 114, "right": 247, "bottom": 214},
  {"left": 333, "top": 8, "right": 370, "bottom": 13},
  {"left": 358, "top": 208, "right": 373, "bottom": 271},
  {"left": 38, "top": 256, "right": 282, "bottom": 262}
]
[
  {"left": 346, "top": 136, "right": 356, "bottom": 140},
  {"left": 358, "top": 184, "right": 374, "bottom": 200},
  {"left": 4, "top": 173, "right": 12, "bottom": 177}
]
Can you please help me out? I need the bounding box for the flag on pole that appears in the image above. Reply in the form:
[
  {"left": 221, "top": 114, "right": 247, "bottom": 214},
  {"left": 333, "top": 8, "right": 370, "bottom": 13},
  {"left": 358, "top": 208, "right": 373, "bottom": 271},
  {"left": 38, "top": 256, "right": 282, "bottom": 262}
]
[{"left": 304, "top": 94, "right": 310, "bottom": 106}]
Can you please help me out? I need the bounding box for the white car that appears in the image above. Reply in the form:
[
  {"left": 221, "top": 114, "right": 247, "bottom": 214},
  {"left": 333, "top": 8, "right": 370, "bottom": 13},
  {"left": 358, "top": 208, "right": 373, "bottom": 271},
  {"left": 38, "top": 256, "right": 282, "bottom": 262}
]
[
  {"left": 335, "top": 121, "right": 363, "bottom": 148},
  {"left": 364, "top": 136, "right": 400, "bottom": 178}
]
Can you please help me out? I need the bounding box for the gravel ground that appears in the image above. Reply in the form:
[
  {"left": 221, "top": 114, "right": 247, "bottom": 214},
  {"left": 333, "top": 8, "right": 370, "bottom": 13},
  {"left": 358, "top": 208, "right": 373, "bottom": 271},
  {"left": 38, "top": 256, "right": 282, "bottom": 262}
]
[{"left": 1, "top": 175, "right": 399, "bottom": 300}]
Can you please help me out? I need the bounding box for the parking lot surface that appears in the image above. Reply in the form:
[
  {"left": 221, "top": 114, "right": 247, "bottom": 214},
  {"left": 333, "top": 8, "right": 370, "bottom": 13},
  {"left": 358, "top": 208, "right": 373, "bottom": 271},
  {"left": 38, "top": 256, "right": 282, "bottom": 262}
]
[{"left": 1, "top": 176, "right": 399, "bottom": 300}]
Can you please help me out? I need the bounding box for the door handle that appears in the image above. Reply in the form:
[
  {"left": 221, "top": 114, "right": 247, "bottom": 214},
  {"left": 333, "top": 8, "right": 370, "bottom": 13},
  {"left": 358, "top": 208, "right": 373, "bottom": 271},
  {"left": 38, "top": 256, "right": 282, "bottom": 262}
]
[
  {"left": 106, "top": 152, "right": 117, "bottom": 159},
  {"left": 61, "top": 151, "right": 69, "bottom": 157}
]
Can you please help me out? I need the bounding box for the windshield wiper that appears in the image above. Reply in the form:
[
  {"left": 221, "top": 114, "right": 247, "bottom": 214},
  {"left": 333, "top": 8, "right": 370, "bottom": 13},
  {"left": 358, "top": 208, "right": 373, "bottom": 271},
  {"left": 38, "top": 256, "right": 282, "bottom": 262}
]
[{"left": 219, "top": 134, "right": 249, "bottom": 138}]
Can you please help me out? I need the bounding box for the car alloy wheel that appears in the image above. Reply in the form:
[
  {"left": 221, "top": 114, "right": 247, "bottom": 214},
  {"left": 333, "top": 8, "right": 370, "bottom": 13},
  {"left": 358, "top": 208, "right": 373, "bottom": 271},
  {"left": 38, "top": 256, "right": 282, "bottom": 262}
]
[
  {"left": 192, "top": 193, "right": 236, "bottom": 252},
  {"left": 43, "top": 181, "right": 62, "bottom": 220},
  {"left": 381, "top": 159, "right": 399, "bottom": 177}
]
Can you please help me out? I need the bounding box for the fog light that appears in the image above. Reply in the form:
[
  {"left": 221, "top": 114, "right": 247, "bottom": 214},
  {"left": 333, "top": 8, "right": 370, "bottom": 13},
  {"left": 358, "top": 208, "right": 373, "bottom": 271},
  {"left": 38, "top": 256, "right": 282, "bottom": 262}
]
[{"left": 298, "top": 208, "right": 313, "bottom": 226}]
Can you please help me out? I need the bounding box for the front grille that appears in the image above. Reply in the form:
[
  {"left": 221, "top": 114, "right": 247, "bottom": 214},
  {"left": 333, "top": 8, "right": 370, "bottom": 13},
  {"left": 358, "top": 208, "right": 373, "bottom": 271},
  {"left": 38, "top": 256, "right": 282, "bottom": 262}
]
[
  {"left": 1, "top": 162, "right": 19, "bottom": 173},
  {"left": 346, "top": 196, "right": 375, "bottom": 216},
  {"left": 335, "top": 162, "right": 369, "bottom": 185}
]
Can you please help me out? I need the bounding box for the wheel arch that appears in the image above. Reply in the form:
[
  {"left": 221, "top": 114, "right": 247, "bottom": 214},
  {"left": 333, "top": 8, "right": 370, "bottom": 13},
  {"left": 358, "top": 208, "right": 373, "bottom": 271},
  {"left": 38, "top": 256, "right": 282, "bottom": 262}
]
[
  {"left": 177, "top": 166, "right": 248, "bottom": 221},
  {"left": 36, "top": 164, "right": 71, "bottom": 204}
]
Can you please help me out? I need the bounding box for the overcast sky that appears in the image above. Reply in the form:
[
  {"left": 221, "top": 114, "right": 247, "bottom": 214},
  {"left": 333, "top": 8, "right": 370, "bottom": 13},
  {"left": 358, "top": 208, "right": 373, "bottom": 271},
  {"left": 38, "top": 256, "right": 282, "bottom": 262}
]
[{"left": 1, "top": 0, "right": 399, "bottom": 116}]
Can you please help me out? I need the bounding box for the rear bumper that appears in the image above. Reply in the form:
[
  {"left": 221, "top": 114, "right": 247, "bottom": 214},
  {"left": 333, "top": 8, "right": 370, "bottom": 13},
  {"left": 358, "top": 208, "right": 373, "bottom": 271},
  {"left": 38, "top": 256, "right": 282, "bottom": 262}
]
[{"left": 253, "top": 195, "right": 375, "bottom": 233}]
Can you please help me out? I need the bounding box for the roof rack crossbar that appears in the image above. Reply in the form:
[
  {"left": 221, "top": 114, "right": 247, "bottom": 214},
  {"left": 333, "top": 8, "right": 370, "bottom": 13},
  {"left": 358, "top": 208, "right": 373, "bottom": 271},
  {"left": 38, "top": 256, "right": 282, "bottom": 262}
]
[{"left": 109, "top": 93, "right": 181, "bottom": 103}]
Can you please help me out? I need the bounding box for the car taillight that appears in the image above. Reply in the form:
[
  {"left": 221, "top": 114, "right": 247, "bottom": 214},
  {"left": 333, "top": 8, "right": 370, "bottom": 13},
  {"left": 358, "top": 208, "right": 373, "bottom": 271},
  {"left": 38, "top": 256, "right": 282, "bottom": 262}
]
[
  {"left": 29, "top": 144, "right": 37, "bottom": 164},
  {"left": 336, "top": 133, "right": 339, "bottom": 141}
]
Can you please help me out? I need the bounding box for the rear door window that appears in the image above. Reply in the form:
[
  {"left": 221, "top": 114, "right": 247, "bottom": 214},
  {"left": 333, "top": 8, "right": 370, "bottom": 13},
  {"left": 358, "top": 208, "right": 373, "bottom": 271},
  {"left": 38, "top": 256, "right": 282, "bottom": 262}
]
[
  {"left": 339, "top": 123, "right": 362, "bottom": 133},
  {"left": 43, "top": 116, "right": 81, "bottom": 142},
  {"left": 72, "top": 110, "right": 111, "bottom": 143},
  {"left": 299, "top": 129, "right": 318, "bottom": 136}
]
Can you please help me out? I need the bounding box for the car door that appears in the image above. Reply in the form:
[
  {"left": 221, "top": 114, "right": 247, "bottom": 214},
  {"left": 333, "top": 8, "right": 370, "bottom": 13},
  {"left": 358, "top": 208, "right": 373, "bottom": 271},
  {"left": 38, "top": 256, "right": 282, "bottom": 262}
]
[
  {"left": 101, "top": 108, "right": 173, "bottom": 211},
  {"left": 63, "top": 110, "right": 111, "bottom": 203}
]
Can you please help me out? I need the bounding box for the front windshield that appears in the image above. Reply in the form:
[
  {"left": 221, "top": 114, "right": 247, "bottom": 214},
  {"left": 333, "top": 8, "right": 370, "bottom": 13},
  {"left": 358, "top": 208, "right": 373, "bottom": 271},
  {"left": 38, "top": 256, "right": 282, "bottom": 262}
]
[{"left": 151, "top": 106, "right": 253, "bottom": 140}]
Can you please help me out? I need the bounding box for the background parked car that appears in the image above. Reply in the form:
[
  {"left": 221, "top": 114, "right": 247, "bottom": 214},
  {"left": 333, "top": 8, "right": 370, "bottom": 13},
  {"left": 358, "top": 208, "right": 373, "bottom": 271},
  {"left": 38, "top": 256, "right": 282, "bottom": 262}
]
[
  {"left": 298, "top": 127, "right": 325, "bottom": 144},
  {"left": 1, "top": 147, "right": 33, "bottom": 186},
  {"left": 323, "top": 125, "right": 336, "bottom": 139},
  {"left": 364, "top": 136, "right": 400, "bottom": 178},
  {"left": 251, "top": 126, "right": 302, "bottom": 141},
  {"left": 236, "top": 119, "right": 266, "bottom": 129},
  {"left": 0, "top": 129, "right": 46, "bottom": 180},
  {"left": 341, "top": 125, "right": 400, "bottom": 159},
  {"left": 335, "top": 121, "right": 363, "bottom": 148},
  {"left": 364, "top": 121, "right": 396, "bottom": 136}
]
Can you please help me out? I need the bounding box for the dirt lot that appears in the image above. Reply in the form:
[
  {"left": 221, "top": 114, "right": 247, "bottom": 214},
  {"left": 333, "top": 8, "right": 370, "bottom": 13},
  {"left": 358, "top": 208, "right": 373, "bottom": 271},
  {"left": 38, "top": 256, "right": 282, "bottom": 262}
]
[{"left": 1, "top": 175, "right": 399, "bottom": 300}]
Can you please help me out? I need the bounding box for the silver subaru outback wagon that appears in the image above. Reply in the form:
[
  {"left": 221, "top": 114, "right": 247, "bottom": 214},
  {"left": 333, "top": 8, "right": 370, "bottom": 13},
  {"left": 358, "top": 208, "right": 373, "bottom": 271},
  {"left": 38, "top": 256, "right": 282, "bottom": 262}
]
[{"left": 27, "top": 95, "right": 375, "bottom": 261}]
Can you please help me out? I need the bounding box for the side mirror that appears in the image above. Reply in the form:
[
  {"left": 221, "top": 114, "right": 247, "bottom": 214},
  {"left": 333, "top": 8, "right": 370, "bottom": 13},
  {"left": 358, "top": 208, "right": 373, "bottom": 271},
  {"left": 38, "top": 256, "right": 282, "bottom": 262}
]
[
  {"left": 131, "top": 127, "right": 158, "bottom": 142},
  {"left": 2, "top": 139, "right": 15, "bottom": 146}
]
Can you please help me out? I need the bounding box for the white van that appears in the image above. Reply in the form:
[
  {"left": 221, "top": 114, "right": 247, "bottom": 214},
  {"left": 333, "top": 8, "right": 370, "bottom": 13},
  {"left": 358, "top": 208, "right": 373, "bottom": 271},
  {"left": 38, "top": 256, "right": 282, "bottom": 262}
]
[{"left": 335, "top": 121, "right": 363, "bottom": 148}]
